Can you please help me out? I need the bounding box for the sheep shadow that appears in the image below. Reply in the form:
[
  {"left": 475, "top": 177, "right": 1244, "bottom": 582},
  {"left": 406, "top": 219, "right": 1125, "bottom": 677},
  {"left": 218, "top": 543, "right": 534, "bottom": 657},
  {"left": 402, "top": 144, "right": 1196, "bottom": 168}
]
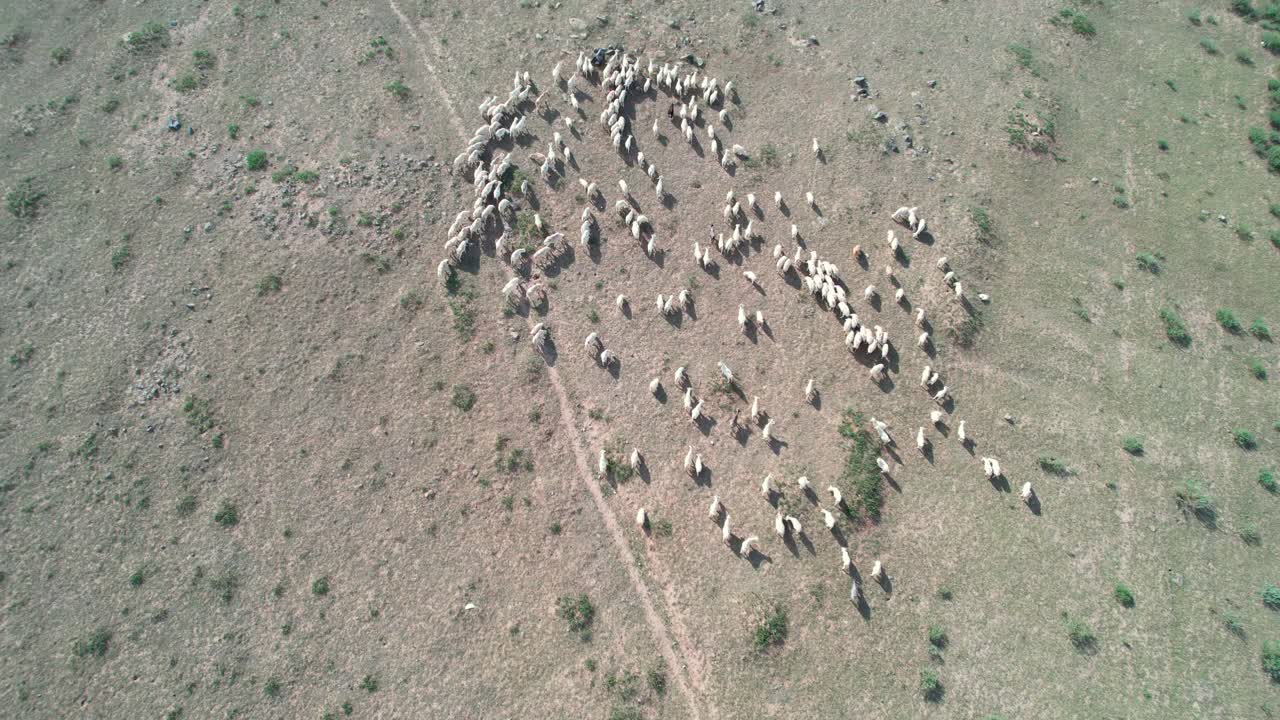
[
  {"left": 921, "top": 444, "right": 935, "bottom": 464},
  {"left": 693, "top": 467, "right": 712, "bottom": 487},
  {"left": 798, "top": 532, "right": 816, "bottom": 555},
  {"left": 620, "top": 304, "right": 632, "bottom": 320},
  {"left": 653, "top": 386, "right": 667, "bottom": 404},
  {"left": 988, "top": 474, "right": 1011, "bottom": 493},
  {"left": 855, "top": 253, "right": 869, "bottom": 271},
  {"left": 694, "top": 415, "right": 717, "bottom": 437},
  {"left": 778, "top": 202, "right": 790, "bottom": 217},
  {"left": 809, "top": 393, "right": 822, "bottom": 411},
  {"left": 605, "top": 361, "right": 621, "bottom": 380},
  {"left": 830, "top": 525, "right": 848, "bottom": 547},
  {"left": 1027, "top": 494, "right": 1042, "bottom": 516},
  {"left": 637, "top": 464, "right": 652, "bottom": 484},
  {"left": 867, "top": 295, "right": 882, "bottom": 312},
  {"left": 783, "top": 533, "right": 800, "bottom": 557},
  {"left": 663, "top": 312, "right": 684, "bottom": 329},
  {"left": 883, "top": 472, "right": 901, "bottom": 493},
  {"left": 685, "top": 304, "right": 698, "bottom": 321},
  {"left": 782, "top": 272, "right": 802, "bottom": 290},
  {"left": 915, "top": 229, "right": 935, "bottom": 245},
  {"left": 746, "top": 548, "right": 772, "bottom": 570},
  {"left": 962, "top": 438, "right": 975, "bottom": 456},
  {"left": 760, "top": 323, "right": 775, "bottom": 342},
  {"left": 703, "top": 263, "right": 721, "bottom": 280},
  {"left": 876, "top": 573, "right": 892, "bottom": 595},
  {"left": 802, "top": 486, "right": 818, "bottom": 504},
  {"left": 744, "top": 324, "right": 758, "bottom": 344},
  {"left": 767, "top": 437, "right": 787, "bottom": 455},
  {"left": 875, "top": 376, "right": 896, "bottom": 394},
  {"left": 540, "top": 340, "right": 560, "bottom": 368}
]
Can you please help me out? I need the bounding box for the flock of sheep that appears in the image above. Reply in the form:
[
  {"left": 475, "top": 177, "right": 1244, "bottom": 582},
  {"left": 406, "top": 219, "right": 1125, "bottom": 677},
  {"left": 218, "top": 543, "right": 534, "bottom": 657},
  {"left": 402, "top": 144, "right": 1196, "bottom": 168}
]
[{"left": 435, "top": 49, "right": 1032, "bottom": 606}]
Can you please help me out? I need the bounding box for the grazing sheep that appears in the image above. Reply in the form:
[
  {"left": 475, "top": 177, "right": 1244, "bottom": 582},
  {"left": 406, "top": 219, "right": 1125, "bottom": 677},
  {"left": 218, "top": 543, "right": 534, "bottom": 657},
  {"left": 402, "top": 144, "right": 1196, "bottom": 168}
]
[
  {"left": 918, "top": 331, "right": 930, "bottom": 348},
  {"left": 957, "top": 420, "right": 967, "bottom": 443},
  {"left": 616, "top": 294, "right": 628, "bottom": 312},
  {"left": 916, "top": 427, "right": 927, "bottom": 453},
  {"left": 708, "top": 495, "right": 723, "bottom": 519},
  {"left": 751, "top": 396, "right": 762, "bottom": 424},
  {"left": 760, "top": 474, "right": 775, "bottom": 498},
  {"left": 822, "top": 509, "right": 836, "bottom": 530},
  {"left": 841, "top": 547, "right": 852, "bottom": 572},
  {"left": 774, "top": 191, "right": 783, "bottom": 209},
  {"left": 683, "top": 387, "right": 695, "bottom": 411},
  {"left": 806, "top": 191, "right": 815, "bottom": 208},
  {"left": 850, "top": 578, "right": 860, "bottom": 602},
  {"left": 876, "top": 457, "right": 890, "bottom": 474},
  {"left": 743, "top": 270, "right": 759, "bottom": 286},
  {"left": 675, "top": 366, "right": 689, "bottom": 389},
  {"left": 1020, "top": 482, "right": 1034, "bottom": 502},
  {"left": 598, "top": 449, "right": 608, "bottom": 478},
  {"left": 630, "top": 449, "right": 643, "bottom": 470},
  {"left": 864, "top": 285, "right": 877, "bottom": 300},
  {"left": 599, "top": 349, "right": 616, "bottom": 368},
  {"left": 774, "top": 512, "right": 786, "bottom": 537},
  {"left": 895, "top": 288, "right": 906, "bottom": 304},
  {"left": 954, "top": 282, "right": 963, "bottom": 299},
  {"left": 915, "top": 308, "right": 926, "bottom": 327},
  {"left": 936, "top": 256, "right": 949, "bottom": 270},
  {"left": 722, "top": 515, "right": 732, "bottom": 544},
  {"left": 828, "top": 486, "right": 843, "bottom": 505},
  {"left": 933, "top": 386, "right": 949, "bottom": 403},
  {"left": 695, "top": 454, "right": 704, "bottom": 476},
  {"left": 690, "top": 399, "right": 704, "bottom": 423},
  {"left": 755, "top": 310, "right": 765, "bottom": 328},
  {"left": 931, "top": 410, "right": 944, "bottom": 425},
  {"left": 739, "top": 536, "right": 758, "bottom": 558},
  {"left": 684, "top": 446, "right": 695, "bottom": 476},
  {"left": 913, "top": 218, "right": 927, "bottom": 239},
  {"left": 990, "top": 458, "right": 1001, "bottom": 477},
  {"left": 718, "top": 362, "right": 735, "bottom": 385},
  {"left": 871, "top": 560, "right": 883, "bottom": 581},
  {"left": 804, "top": 378, "right": 817, "bottom": 403},
  {"left": 797, "top": 476, "right": 811, "bottom": 491},
  {"left": 870, "top": 364, "right": 885, "bottom": 381},
  {"left": 812, "top": 137, "right": 820, "bottom": 156},
  {"left": 636, "top": 507, "right": 648, "bottom": 529},
  {"left": 738, "top": 305, "right": 748, "bottom": 332},
  {"left": 892, "top": 206, "right": 910, "bottom": 223},
  {"left": 761, "top": 419, "right": 774, "bottom": 442},
  {"left": 786, "top": 516, "right": 802, "bottom": 534}
]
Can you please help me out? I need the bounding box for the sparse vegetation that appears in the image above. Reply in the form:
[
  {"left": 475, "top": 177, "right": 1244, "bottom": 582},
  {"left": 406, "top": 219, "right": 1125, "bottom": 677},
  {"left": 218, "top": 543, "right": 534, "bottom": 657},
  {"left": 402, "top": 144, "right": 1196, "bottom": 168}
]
[
  {"left": 385, "top": 79, "right": 410, "bottom": 100},
  {"left": 970, "top": 206, "right": 994, "bottom": 242},
  {"left": 1066, "top": 615, "right": 1097, "bottom": 651},
  {"left": 1122, "top": 436, "right": 1144, "bottom": 455},
  {"left": 256, "top": 273, "right": 283, "bottom": 296},
  {"left": 451, "top": 384, "right": 477, "bottom": 412},
  {"left": 6, "top": 178, "right": 44, "bottom": 219},
  {"left": 245, "top": 149, "right": 269, "bottom": 171},
  {"left": 1234, "top": 429, "right": 1257, "bottom": 450},
  {"left": 1252, "top": 319, "right": 1272, "bottom": 340},
  {"left": 1114, "top": 582, "right": 1135, "bottom": 608},
  {"left": 1175, "top": 480, "right": 1216, "bottom": 523},
  {"left": 753, "top": 604, "right": 788, "bottom": 651},
  {"left": 920, "top": 668, "right": 943, "bottom": 701},
  {"left": 72, "top": 627, "right": 112, "bottom": 659},
  {"left": 1261, "top": 469, "right": 1277, "bottom": 493},
  {"left": 836, "top": 409, "right": 884, "bottom": 519},
  {"left": 1264, "top": 640, "right": 1280, "bottom": 681},
  {"left": 1248, "top": 359, "right": 1268, "bottom": 380},
  {"left": 556, "top": 593, "right": 595, "bottom": 640},
  {"left": 1160, "top": 308, "right": 1191, "bottom": 346},
  {"left": 1037, "top": 455, "right": 1067, "bottom": 475}
]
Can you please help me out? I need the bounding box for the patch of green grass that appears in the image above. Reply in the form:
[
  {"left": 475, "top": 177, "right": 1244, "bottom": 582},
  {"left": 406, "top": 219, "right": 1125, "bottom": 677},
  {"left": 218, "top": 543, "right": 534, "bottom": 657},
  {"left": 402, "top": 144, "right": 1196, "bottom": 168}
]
[
  {"left": 1122, "top": 436, "right": 1144, "bottom": 455},
  {"left": 6, "top": 178, "right": 45, "bottom": 219},
  {"left": 312, "top": 576, "right": 330, "bottom": 596},
  {"left": 1066, "top": 615, "right": 1097, "bottom": 652},
  {"left": 1248, "top": 358, "right": 1268, "bottom": 380},
  {"left": 1237, "top": 48, "right": 1255, "bottom": 65},
  {"left": 1175, "top": 479, "right": 1216, "bottom": 522},
  {"left": 8, "top": 342, "right": 35, "bottom": 368},
  {"left": 836, "top": 409, "right": 884, "bottom": 520},
  {"left": 753, "top": 604, "right": 788, "bottom": 651},
  {"left": 970, "top": 206, "right": 994, "bottom": 242},
  {"left": 1218, "top": 308, "right": 1243, "bottom": 333},
  {"left": 1265, "top": 31, "right": 1280, "bottom": 53},
  {"left": 51, "top": 46, "right": 71, "bottom": 64},
  {"left": 557, "top": 593, "right": 595, "bottom": 640},
  {"left": 182, "top": 396, "right": 216, "bottom": 433},
  {"left": 1070, "top": 13, "right": 1096, "bottom": 36},
  {"left": 176, "top": 494, "right": 198, "bottom": 517},
  {"left": 399, "top": 290, "right": 423, "bottom": 310},
  {"left": 1114, "top": 582, "right": 1135, "bottom": 608},
  {"left": 107, "top": 154, "right": 123, "bottom": 171},
  {"left": 1200, "top": 37, "right": 1219, "bottom": 55},
  {"left": 227, "top": 124, "right": 240, "bottom": 139},
  {"left": 1037, "top": 455, "right": 1067, "bottom": 475},
  {"left": 1008, "top": 43, "right": 1036, "bottom": 72},
  {"left": 213, "top": 501, "right": 239, "bottom": 528},
  {"left": 385, "top": 80, "right": 410, "bottom": 100},
  {"left": 1160, "top": 308, "right": 1191, "bottom": 346},
  {"left": 256, "top": 273, "right": 282, "bottom": 296},
  {"left": 920, "top": 668, "right": 943, "bottom": 701},
  {"left": 451, "top": 384, "right": 477, "bottom": 412},
  {"left": 1224, "top": 611, "right": 1245, "bottom": 636},
  {"left": 1254, "top": 319, "right": 1273, "bottom": 340},
  {"left": 110, "top": 245, "right": 131, "bottom": 271},
  {"left": 125, "top": 21, "right": 169, "bottom": 52},
  {"left": 1263, "top": 640, "right": 1280, "bottom": 680},
  {"left": 72, "top": 627, "right": 112, "bottom": 659},
  {"left": 264, "top": 677, "right": 282, "bottom": 698},
  {"left": 927, "top": 625, "right": 948, "bottom": 648},
  {"left": 1234, "top": 429, "right": 1257, "bottom": 449},
  {"left": 360, "top": 675, "right": 378, "bottom": 693},
  {"left": 1187, "top": 8, "right": 1202, "bottom": 24},
  {"left": 1260, "top": 469, "right": 1277, "bottom": 493},
  {"left": 1264, "top": 585, "right": 1280, "bottom": 609},
  {"left": 1242, "top": 523, "right": 1262, "bottom": 545},
  {"left": 245, "top": 149, "right": 268, "bottom": 171}
]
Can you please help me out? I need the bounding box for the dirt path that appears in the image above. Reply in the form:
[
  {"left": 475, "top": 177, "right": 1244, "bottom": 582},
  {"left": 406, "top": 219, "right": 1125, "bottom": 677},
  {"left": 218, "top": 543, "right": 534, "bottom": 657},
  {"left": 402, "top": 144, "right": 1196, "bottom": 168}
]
[{"left": 385, "top": 2, "right": 711, "bottom": 717}]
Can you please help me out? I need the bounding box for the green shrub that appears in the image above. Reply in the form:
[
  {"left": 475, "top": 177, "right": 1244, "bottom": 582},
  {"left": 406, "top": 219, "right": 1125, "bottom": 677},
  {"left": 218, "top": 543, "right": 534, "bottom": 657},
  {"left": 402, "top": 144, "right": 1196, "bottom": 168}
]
[
  {"left": 5, "top": 178, "right": 44, "bottom": 219},
  {"left": 1266, "top": 31, "right": 1280, "bottom": 53},
  {"left": 1242, "top": 523, "right": 1262, "bottom": 545},
  {"left": 556, "top": 594, "right": 595, "bottom": 639},
  {"left": 927, "top": 625, "right": 948, "bottom": 647},
  {"left": 213, "top": 501, "right": 239, "bottom": 527},
  {"left": 110, "top": 245, "right": 131, "bottom": 271},
  {"left": 836, "top": 410, "right": 883, "bottom": 519},
  {"left": 1071, "top": 14, "right": 1096, "bottom": 36},
  {"left": 245, "top": 150, "right": 268, "bottom": 170},
  {"left": 312, "top": 576, "right": 330, "bottom": 596},
  {"left": 385, "top": 80, "right": 410, "bottom": 100},
  {"left": 920, "top": 668, "right": 943, "bottom": 701},
  {"left": 1235, "top": 429, "right": 1257, "bottom": 449},
  {"left": 125, "top": 21, "right": 169, "bottom": 51},
  {"left": 227, "top": 124, "right": 240, "bottom": 140},
  {"left": 1264, "top": 585, "right": 1280, "bottom": 609},
  {"left": 451, "top": 384, "right": 476, "bottom": 411},
  {"left": 1200, "top": 37, "right": 1219, "bottom": 55},
  {"left": 1037, "top": 455, "right": 1067, "bottom": 475},
  {"left": 1122, "top": 436, "right": 1144, "bottom": 455},
  {"left": 1160, "top": 308, "right": 1191, "bottom": 346},
  {"left": 1237, "top": 48, "right": 1255, "bottom": 65},
  {"left": 264, "top": 677, "right": 282, "bottom": 699},
  {"left": 360, "top": 674, "right": 378, "bottom": 693},
  {"left": 51, "top": 47, "right": 71, "bottom": 64},
  {"left": 1231, "top": 0, "right": 1256, "bottom": 18},
  {"left": 1187, "top": 8, "right": 1202, "bottom": 24},
  {"left": 753, "top": 604, "right": 788, "bottom": 651},
  {"left": 256, "top": 273, "right": 282, "bottom": 296},
  {"left": 1248, "top": 359, "right": 1268, "bottom": 380},
  {"left": 1261, "top": 469, "right": 1277, "bottom": 492},
  {"left": 1175, "top": 479, "right": 1216, "bottom": 521},
  {"left": 1272, "top": 230, "right": 1280, "bottom": 248},
  {"left": 1135, "top": 252, "right": 1160, "bottom": 273},
  {"left": 1066, "top": 616, "right": 1096, "bottom": 651},
  {"left": 1253, "top": 319, "right": 1273, "bottom": 340},
  {"left": 1156, "top": 138, "right": 1169, "bottom": 151},
  {"left": 1114, "top": 583, "right": 1135, "bottom": 608},
  {"left": 1264, "top": 640, "right": 1280, "bottom": 680},
  {"left": 1270, "top": 145, "right": 1280, "bottom": 171},
  {"left": 72, "top": 627, "right": 113, "bottom": 659},
  {"left": 1217, "top": 309, "right": 1243, "bottom": 333}
]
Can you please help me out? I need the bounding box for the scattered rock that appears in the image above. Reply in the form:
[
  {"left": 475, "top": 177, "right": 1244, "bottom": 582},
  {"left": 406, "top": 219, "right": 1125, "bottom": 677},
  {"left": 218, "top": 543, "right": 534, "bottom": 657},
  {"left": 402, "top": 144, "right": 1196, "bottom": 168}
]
[
  {"left": 873, "top": 111, "right": 888, "bottom": 123},
  {"left": 978, "top": 293, "right": 990, "bottom": 303},
  {"left": 1004, "top": 414, "right": 1015, "bottom": 424},
  {"left": 568, "top": 17, "right": 587, "bottom": 30},
  {"left": 1090, "top": 177, "right": 1100, "bottom": 184},
  {"left": 927, "top": 79, "right": 937, "bottom": 88},
  {"left": 685, "top": 53, "right": 704, "bottom": 67},
  {"left": 166, "top": 117, "right": 181, "bottom": 131}
]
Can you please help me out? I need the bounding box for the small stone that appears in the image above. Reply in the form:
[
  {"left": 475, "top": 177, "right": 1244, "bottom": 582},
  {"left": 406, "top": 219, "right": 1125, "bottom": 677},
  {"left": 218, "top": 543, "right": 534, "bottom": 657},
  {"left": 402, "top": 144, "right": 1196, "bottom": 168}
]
[
  {"left": 185, "top": 303, "right": 196, "bottom": 310},
  {"left": 202, "top": 222, "right": 212, "bottom": 232},
  {"left": 927, "top": 79, "right": 937, "bottom": 88},
  {"left": 873, "top": 111, "right": 888, "bottom": 123},
  {"left": 978, "top": 293, "right": 990, "bottom": 303},
  {"left": 464, "top": 602, "right": 477, "bottom": 611},
  {"left": 568, "top": 17, "right": 587, "bottom": 30},
  {"left": 807, "top": 35, "right": 819, "bottom": 46},
  {"left": 685, "top": 53, "right": 705, "bottom": 67},
  {"left": 1090, "top": 177, "right": 1100, "bottom": 184},
  {"left": 1004, "top": 414, "right": 1015, "bottom": 424}
]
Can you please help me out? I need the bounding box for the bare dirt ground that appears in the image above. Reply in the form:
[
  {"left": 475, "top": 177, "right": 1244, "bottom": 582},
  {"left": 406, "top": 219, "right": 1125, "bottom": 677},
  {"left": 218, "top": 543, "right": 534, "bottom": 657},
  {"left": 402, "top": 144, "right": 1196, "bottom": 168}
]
[{"left": 2, "top": 1, "right": 1279, "bottom": 719}]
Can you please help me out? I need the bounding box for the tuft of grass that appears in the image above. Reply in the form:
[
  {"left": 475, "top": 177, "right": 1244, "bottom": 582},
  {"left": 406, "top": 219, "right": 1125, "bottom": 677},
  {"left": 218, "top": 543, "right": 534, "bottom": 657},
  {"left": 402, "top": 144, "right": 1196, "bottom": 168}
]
[
  {"left": 970, "top": 206, "right": 994, "bottom": 242},
  {"left": 753, "top": 604, "right": 788, "bottom": 651},
  {"left": 1160, "top": 308, "right": 1191, "bottom": 346},
  {"left": 359, "top": 675, "right": 378, "bottom": 693},
  {"left": 72, "top": 628, "right": 113, "bottom": 659},
  {"left": 213, "top": 501, "right": 239, "bottom": 527},
  {"left": 1252, "top": 319, "right": 1272, "bottom": 340},
  {"left": 1237, "top": 48, "right": 1255, "bottom": 65},
  {"left": 1070, "top": 13, "right": 1096, "bottom": 36},
  {"left": 51, "top": 47, "right": 71, "bottom": 64},
  {"left": 1156, "top": 138, "right": 1169, "bottom": 151},
  {"left": 1264, "top": 585, "right": 1280, "bottom": 609},
  {"left": 1225, "top": 611, "right": 1246, "bottom": 637},
  {"left": 1187, "top": 8, "right": 1202, "bottom": 24},
  {"left": 1266, "top": 31, "right": 1280, "bottom": 53},
  {"left": 1037, "top": 455, "right": 1067, "bottom": 475},
  {"left": 1264, "top": 640, "right": 1280, "bottom": 680},
  {"left": 125, "top": 21, "right": 169, "bottom": 52},
  {"left": 920, "top": 668, "right": 943, "bottom": 701},
  {"left": 937, "top": 585, "right": 954, "bottom": 600},
  {"left": 1114, "top": 583, "right": 1135, "bottom": 608},
  {"left": 1260, "top": 469, "right": 1277, "bottom": 493},
  {"left": 556, "top": 593, "right": 595, "bottom": 640},
  {"left": 451, "top": 384, "right": 477, "bottom": 412},
  {"left": 110, "top": 245, "right": 132, "bottom": 271},
  {"left": 1234, "top": 429, "right": 1257, "bottom": 449},
  {"left": 927, "top": 625, "right": 948, "bottom": 648},
  {"left": 1066, "top": 615, "right": 1097, "bottom": 652},
  {"left": 312, "top": 576, "right": 331, "bottom": 596},
  {"left": 1200, "top": 37, "right": 1219, "bottom": 55},
  {"left": 836, "top": 409, "right": 884, "bottom": 519},
  {"left": 256, "top": 273, "right": 282, "bottom": 296},
  {"left": 1175, "top": 479, "right": 1216, "bottom": 522},
  {"left": 176, "top": 494, "right": 197, "bottom": 517},
  {"left": 385, "top": 80, "right": 410, "bottom": 100},
  {"left": 1122, "top": 436, "right": 1144, "bottom": 455},
  {"left": 6, "top": 178, "right": 45, "bottom": 219},
  {"left": 245, "top": 149, "right": 268, "bottom": 171},
  {"left": 227, "top": 124, "right": 239, "bottom": 140},
  {"left": 1242, "top": 523, "right": 1262, "bottom": 545},
  {"left": 1248, "top": 359, "right": 1268, "bottom": 380}
]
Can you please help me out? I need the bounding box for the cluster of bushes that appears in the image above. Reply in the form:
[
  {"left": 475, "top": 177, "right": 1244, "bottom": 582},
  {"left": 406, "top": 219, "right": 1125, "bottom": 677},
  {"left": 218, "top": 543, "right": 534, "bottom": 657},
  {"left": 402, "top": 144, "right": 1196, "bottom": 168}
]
[{"left": 1247, "top": 76, "right": 1280, "bottom": 171}]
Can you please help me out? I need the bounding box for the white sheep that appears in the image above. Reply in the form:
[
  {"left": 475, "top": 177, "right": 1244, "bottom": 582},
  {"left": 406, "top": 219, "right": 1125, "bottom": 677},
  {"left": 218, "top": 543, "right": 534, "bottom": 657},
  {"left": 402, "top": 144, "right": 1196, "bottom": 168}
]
[
  {"left": 828, "top": 486, "right": 843, "bottom": 505},
  {"left": 822, "top": 508, "right": 836, "bottom": 530},
  {"left": 695, "top": 454, "right": 704, "bottom": 476},
  {"left": 786, "top": 516, "right": 802, "bottom": 534},
  {"left": 957, "top": 420, "right": 967, "bottom": 443},
  {"left": 920, "top": 365, "right": 933, "bottom": 387},
  {"left": 895, "top": 288, "right": 906, "bottom": 304},
  {"left": 739, "top": 536, "right": 758, "bottom": 558},
  {"left": 635, "top": 507, "right": 648, "bottom": 529},
  {"left": 850, "top": 578, "right": 860, "bottom": 602},
  {"left": 954, "top": 282, "right": 963, "bottom": 299},
  {"left": 841, "top": 547, "right": 852, "bottom": 572},
  {"left": 773, "top": 512, "right": 786, "bottom": 537},
  {"left": 718, "top": 362, "right": 735, "bottom": 385},
  {"left": 738, "top": 305, "right": 748, "bottom": 332},
  {"left": 675, "top": 366, "right": 689, "bottom": 389},
  {"left": 1020, "top": 482, "right": 1033, "bottom": 502},
  {"left": 916, "top": 427, "right": 927, "bottom": 453},
  {"left": 774, "top": 191, "right": 783, "bottom": 209},
  {"left": 936, "top": 255, "right": 949, "bottom": 270},
  {"left": 599, "top": 349, "right": 616, "bottom": 367},
  {"left": 690, "top": 399, "right": 704, "bottom": 423},
  {"left": 683, "top": 387, "right": 695, "bottom": 411},
  {"left": 754, "top": 310, "right": 764, "bottom": 327},
  {"left": 806, "top": 191, "right": 815, "bottom": 208},
  {"left": 812, "top": 137, "right": 820, "bottom": 156},
  {"left": 876, "top": 457, "right": 890, "bottom": 474},
  {"left": 931, "top": 410, "right": 944, "bottom": 425},
  {"left": 864, "top": 285, "right": 877, "bottom": 300},
  {"left": 761, "top": 419, "right": 774, "bottom": 442},
  {"left": 915, "top": 308, "right": 926, "bottom": 327},
  {"left": 684, "top": 446, "right": 695, "bottom": 476},
  {"left": 933, "top": 386, "right": 949, "bottom": 403},
  {"left": 870, "top": 364, "right": 885, "bottom": 381},
  {"left": 630, "top": 449, "right": 643, "bottom": 470},
  {"left": 760, "top": 474, "right": 775, "bottom": 498},
  {"left": 722, "top": 514, "right": 732, "bottom": 544},
  {"left": 743, "top": 270, "right": 759, "bottom": 286},
  {"left": 751, "top": 396, "right": 762, "bottom": 424},
  {"left": 797, "top": 476, "right": 811, "bottom": 491},
  {"left": 870, "top": 560, "right": 883, "bottom": 581},
  {"left": 597, "top": 449, "right": 608, "bottom": 478},
  {"left": 917, "top": 331, "right": 930, "bottom": 348},
  {"left": 649, "top": 377, "right": 661, "bottom": 396},
  {"left": 891, "top": 206, "right": 910, "bottom": 223},
  {"left": 804, "top": 378, "right": 817, "bottom": 403},
  {"left": 616, "top": 294, "right": 628, "bottom": 312}
]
